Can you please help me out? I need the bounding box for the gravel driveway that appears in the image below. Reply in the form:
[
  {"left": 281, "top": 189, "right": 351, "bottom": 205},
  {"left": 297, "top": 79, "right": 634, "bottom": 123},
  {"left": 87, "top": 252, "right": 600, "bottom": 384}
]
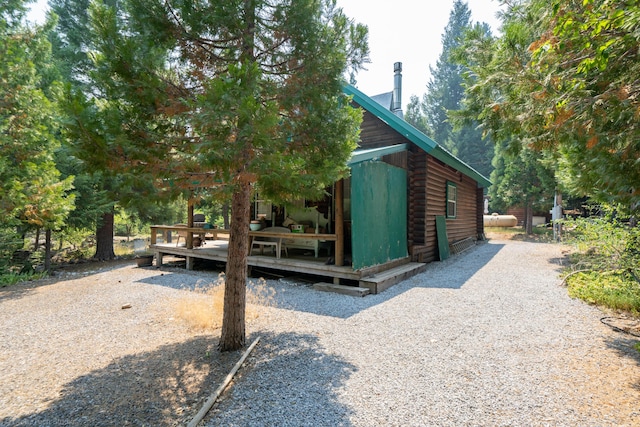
[
  {"left": 208, "top": 238, "right": 640, "bottom": 426},
  {"left": 1, "top": 238, "right": 639, "bottom": 426}
]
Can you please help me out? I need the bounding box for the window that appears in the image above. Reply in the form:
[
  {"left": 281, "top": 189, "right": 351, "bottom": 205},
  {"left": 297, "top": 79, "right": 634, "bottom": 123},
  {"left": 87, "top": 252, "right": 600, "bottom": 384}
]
[{"left": 446, "top": 181, "right": 457, "bottom": 218}]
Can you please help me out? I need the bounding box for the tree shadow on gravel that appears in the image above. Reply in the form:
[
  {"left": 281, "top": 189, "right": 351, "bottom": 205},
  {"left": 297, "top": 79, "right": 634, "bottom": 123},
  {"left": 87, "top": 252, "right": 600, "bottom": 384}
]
[
  {"left": 0, "top": 281, "right": 39, "bottom": 303},
  {"left": 207, "top": 331, "right": 356, "bottom": 426},
  {"left": 0, "top": 335, "right": 241, "bottom": 427},
  {"left": 485, "top": 230, "right": 555, "bottom": 244},
  {"left": 603, "top": 335, "right": 640, "bottom": 391},
  {"left": 547, "top": 256, "right": 569, "bottom": 273}
]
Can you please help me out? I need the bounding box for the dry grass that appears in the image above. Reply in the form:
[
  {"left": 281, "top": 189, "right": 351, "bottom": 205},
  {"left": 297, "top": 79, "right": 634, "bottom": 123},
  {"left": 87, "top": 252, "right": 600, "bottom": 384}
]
[{"left": 174, "top": 273, "right": 275, "bottom": 331}]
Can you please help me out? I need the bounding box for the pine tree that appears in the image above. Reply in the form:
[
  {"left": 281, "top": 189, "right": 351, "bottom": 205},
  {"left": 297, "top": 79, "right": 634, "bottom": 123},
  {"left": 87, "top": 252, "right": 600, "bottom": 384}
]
[
  {"left": 404, "top": 95, "right": 429, "bottom": 134},
  {"left": 50, "top": 0, "right": 169, "bottom": 260},
  {"left": 69, "top": 0, "right": 368, "bottom": 350},
  {"left": 489, "top": 140, "right": 555, "bottom": 233},
  {"left": 407, "top": 1, "right": 494, "bottom": 178},
  {"left": 455, "top": 0, "right": 560, "bottom": 233},
  {"left": 424, "top": 0, "right": 471, "bottom": 150}
]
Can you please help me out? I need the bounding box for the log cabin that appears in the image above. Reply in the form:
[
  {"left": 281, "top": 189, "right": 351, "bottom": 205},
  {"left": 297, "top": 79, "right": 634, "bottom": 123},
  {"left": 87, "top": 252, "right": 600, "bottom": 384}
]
[
  {"left": 344, "top": 62, "right": 490, "bottom": 268},
  {"left": 151, "top": 63, "right": 491, "bottom": 294}
]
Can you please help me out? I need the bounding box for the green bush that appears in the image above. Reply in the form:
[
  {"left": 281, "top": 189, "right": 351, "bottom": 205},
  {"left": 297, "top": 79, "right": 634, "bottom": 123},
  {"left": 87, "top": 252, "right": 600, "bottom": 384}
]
[
  {"left": 563, "top": 214, "right": 640, "bottom": 314},
  {"left": 564, "top": 217, "right": 640, "bottom": 278}
]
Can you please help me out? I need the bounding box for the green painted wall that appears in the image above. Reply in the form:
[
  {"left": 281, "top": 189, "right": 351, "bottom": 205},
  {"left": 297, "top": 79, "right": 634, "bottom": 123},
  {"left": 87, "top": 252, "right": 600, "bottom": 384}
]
[{"left": 351, "top": 161, "right": 408, "bottom": 269}]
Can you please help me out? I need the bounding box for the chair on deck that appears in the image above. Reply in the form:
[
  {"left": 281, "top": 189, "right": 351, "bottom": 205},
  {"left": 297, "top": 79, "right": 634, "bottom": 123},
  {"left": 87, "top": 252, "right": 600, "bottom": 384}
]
[
  {"left": 251, "top": 226, "right": 290, "bottom": 259},
  {"left": 174, "top": 224, "right": 188, "bottom": 247},
  {"left": 192, "top": 214, "right": 207, "bottom": 245}
]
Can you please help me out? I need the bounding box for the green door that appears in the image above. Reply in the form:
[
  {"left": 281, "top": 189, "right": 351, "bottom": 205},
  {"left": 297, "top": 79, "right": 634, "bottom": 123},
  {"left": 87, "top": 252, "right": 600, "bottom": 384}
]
[{"left": 350, "top": 161, "right": 407, "bottom": 269}]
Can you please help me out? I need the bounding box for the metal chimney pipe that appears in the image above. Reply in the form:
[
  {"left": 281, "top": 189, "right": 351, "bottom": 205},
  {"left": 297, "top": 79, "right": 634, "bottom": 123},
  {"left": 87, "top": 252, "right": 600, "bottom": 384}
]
[{"left": 393, "top": 62, "right": 403, "bottom": 118}]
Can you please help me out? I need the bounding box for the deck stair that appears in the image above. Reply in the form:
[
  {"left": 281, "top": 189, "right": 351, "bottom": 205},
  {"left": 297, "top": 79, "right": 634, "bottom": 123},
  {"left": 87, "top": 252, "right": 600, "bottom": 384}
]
[
  {"left": 313, "top": 282, "right": 370, "bottom": 297},
  {"left": 359, "top": 262, "right": 427, "bottom": 294}
]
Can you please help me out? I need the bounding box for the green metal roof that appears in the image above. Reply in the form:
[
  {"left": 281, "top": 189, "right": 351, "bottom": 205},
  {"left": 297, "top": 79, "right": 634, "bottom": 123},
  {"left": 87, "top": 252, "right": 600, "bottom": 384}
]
[{"left": 344, "top": 84, "right": 491, "bottom": 188}]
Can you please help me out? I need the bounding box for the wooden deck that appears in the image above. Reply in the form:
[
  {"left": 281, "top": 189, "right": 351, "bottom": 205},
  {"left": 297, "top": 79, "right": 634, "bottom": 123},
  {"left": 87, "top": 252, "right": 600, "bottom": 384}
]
[
  {"left": 150, "top": 226, "right": 427, "bottom": 292},
  {"left": 151, "top": 240, "right": 362, "bottom": 282}
]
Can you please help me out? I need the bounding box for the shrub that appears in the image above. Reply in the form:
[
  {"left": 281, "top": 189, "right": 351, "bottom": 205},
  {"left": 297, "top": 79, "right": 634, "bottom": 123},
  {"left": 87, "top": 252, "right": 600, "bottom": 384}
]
[{"left": 563, "top": 215, "right": 640, "bottom": 314}]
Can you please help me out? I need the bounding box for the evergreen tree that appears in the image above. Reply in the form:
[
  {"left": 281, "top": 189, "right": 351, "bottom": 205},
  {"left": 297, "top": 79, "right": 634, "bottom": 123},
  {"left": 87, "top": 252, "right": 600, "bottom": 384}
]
[
  {"left": 458, "top": 0, "right": 639, "bottom": 217},
  {"left": 455, "top": 0, "right": 558, "bottom": 233},
  {"left": 68, "top": 0, "right": 368, "bottom": 351},
  {"left": 409, "top": 1, "right": 494, "bottom": 178},
  {"left": 424, "top": 0, "right": 471, "bottom": 150},
  {"left": 0, "top": 1, "right": 74, "bottom": 269},
  {"left": 404, "top": 95, "right": 429, "bottom": 134},
  {"left": 525, "top": 0, "right": 640, "bottom": 212},
  {"left": 489, "top": 140, "right": 555, "bottom": 233},
  {"left": 50, "top": 0, "right": 169, "bottom": 260}
]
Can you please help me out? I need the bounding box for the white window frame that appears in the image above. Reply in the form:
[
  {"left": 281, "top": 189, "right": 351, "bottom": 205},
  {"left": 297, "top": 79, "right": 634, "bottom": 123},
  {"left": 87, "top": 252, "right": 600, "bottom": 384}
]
[{"left": 446, "top": 181, "right": 457, "bottom": 219}]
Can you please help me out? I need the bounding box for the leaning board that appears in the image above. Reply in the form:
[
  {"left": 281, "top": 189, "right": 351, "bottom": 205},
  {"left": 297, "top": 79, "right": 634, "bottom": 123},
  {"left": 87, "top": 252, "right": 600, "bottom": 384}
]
[{"left": 435, "top": 215, "right": 450, "bottom": 261}]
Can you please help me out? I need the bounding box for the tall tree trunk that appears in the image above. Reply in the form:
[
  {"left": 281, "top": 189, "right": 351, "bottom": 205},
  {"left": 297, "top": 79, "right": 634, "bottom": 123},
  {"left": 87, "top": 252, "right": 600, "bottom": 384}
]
[
  {"left": 219, "top": 0, "right": 255, "bottom": 352},
  {"left": 34, "top": 228, "right": 40, "bottom": 252},
  {"left": 44, "top": 229, "right": 52, "bottom": 273},
  {"left": 525, "top": 201, "right": 534, "bottom": 235},
  {"left": 94, "top": 211, "right": 116, "bottom": 260},
  {"left": 222, "top": 203, "right": 230, "bottom": 229},
  {"left": 219, "top": 182, "right": 251, "bottom": 351}
]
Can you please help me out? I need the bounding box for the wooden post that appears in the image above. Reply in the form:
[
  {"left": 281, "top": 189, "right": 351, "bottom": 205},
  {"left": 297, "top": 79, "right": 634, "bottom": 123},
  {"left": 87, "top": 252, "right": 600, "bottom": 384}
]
[
  {"left": 187, "top": 199, "right": 194, "bottom": 249},
  {"left": 335, "top": 179, "right": 345, "bottom": 270}
]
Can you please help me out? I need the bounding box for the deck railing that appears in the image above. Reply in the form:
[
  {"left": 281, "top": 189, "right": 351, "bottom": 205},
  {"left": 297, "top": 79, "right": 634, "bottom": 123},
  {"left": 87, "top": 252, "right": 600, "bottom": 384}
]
[
  {"left": 150, "top": 225, "right": 230, "bottom": 248},
  {"left": 150, "top": 225, "right": 337, "bottom": 250}
]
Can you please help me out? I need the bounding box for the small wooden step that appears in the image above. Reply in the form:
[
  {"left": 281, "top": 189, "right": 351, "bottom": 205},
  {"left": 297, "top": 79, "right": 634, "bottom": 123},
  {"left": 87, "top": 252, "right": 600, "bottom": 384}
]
[
  {"left": 359, "top": 262, "right": 427, "bottom": 294},
  {"left": 313, "top": 282, "right": 370, "bottom": 297}
]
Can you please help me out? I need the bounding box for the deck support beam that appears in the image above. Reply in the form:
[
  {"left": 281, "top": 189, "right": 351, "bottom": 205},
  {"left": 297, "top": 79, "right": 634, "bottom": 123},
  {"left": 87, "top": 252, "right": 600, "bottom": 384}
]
[
  {"left": 334, "top": 180, "right": 345, "bottom": 284},
  {"left": 187, "top": 199, "right": 195, "bottom": 249}
]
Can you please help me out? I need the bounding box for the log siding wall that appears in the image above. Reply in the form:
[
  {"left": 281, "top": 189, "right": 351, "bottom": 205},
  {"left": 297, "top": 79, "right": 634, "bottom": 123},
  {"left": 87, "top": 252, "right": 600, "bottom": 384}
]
[
  {"left": 357, "top": 104, "right": 483, "bottom": 264},
  {"left": 410, "top": 155, "right": 481, "bottom": 263},
  {"left": 408, "top": 147, "right": 427, "bottom": 250},
  {"left": 359, "top": 111, "right": 400, "bottom": 149}
]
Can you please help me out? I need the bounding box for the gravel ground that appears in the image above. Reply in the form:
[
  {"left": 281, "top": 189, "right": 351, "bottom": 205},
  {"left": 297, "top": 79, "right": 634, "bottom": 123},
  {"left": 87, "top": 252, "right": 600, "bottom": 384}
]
[
  {"left": 1, "top": 239, "right": 639, "bottom": 426},
  {"left": 0, "top": 260, "right": 244, "bottom": 427},
  {"left": 208, "top": 239, "right": 640, "bottom": 426}
]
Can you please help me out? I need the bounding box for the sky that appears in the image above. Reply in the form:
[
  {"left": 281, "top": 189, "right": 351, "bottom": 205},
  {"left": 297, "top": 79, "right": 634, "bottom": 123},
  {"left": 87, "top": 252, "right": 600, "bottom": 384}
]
[
  {"left": 27, "top": 0, "right": 503, "bottom": 106},
  {"left": 336, "top": 0, "right": 503, "bottom": 101}
]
